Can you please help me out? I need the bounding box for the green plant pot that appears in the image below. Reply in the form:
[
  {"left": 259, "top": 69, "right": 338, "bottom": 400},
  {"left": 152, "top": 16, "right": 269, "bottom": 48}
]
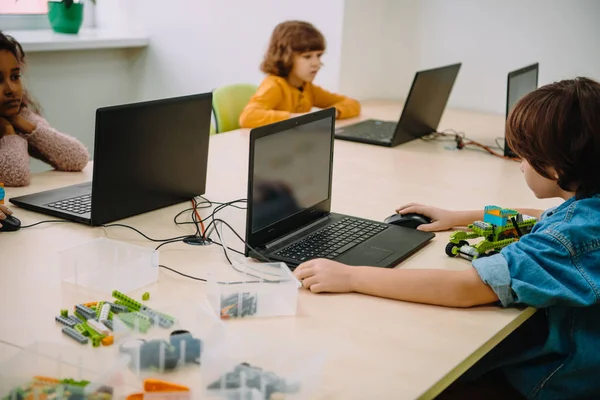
[{"left": 47, "top": 1, "right": 84, "bottom": 34}]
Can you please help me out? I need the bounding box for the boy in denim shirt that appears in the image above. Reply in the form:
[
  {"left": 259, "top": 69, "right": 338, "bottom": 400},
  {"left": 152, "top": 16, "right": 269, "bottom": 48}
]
[{"left": 294, "top": 77, "right": 600, "bottom": 399}]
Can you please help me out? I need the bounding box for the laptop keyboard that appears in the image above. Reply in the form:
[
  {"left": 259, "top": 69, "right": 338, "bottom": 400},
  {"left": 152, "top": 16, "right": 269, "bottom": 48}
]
[
  {"left": 275, "top": 217, "right": 388, "bottom": 262},
  {"left": 47, "top": 194, "right": 92, "bottom": 214},
  {"left": 337, "top": 122, "right": 396, "bottom": 142}
]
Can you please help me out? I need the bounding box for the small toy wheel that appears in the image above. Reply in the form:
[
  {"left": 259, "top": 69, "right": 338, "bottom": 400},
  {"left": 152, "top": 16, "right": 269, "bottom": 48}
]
[{"left": 445, "top": 241, "right": 469, "bottom": 257}]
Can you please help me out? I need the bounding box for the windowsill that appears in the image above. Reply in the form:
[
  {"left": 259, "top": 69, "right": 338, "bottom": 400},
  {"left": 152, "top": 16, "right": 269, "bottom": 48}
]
[{"left": 4, "top": 28, "right": 149, "bottom": 52}]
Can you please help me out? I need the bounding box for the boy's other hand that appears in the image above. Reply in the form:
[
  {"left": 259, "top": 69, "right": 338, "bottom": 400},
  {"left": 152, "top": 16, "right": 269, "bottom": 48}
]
[
  {"left": 395, "top": 203, "right": 459, "bottom": 232},
  {"left": 294, "top": 259, "right": 354, "bottom": 293}
]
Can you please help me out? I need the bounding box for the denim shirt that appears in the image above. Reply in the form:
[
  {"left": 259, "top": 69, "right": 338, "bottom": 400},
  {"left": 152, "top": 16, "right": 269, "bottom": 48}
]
[{"left": 472, "top": 195, "right": 600, "bottom": 399}]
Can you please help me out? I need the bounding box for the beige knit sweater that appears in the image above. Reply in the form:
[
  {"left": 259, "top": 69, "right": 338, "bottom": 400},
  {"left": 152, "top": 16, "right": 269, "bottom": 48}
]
[{"left": 0, "top": 108, "right": 89, "bottom": 187}]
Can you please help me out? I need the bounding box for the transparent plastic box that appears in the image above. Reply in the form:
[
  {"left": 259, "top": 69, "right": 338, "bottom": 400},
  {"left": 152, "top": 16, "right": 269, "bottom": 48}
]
[
  {"left": 0, "top": 341, "right": 139, "bottom": 399},
  {"left": 206, "top": 262, "right": 299, "bottom": 319},
  {"left": 60, "top": 237, "right": 159, "bottom": 294},
  {"left": 112, "top": 299, "right": 226, "bottom": 385},
  {"left": 202, "top": 331, "right": 326, "bottom": 400}
]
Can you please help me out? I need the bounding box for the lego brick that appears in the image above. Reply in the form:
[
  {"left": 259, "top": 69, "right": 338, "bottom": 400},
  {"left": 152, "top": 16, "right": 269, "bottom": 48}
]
[
  {"left": 107, "top": 301, "right": 129, "bottom": 313},
  {"left": 112, "top": 290, "right": 143, "bottom": 312},
  {"left": 75, "top": 304, "right": 97, "bottom": 320},
  {"left": 60, "top": 309, "right": 68, "bottom": 318},
  {"left": 55, "top": 315, "right": 77, "bottom": 328},
  {"left": 102, "top": 319, "right": 113, "bottom": 331},
  {"left": 87, "top": 319, "right": 110, "bottom": 336},
  {"left": 99, "top": 303, "right": 111, "bottom": 322},
  {"left": 62, "top": 326, "right": 89, "bottom": 344},
  {"left": 142, "top": 292, "right": 150, "bottom": 301}
]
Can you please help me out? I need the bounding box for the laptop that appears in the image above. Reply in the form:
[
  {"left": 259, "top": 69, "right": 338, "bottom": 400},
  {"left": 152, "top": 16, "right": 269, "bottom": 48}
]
[
  {"left": 245, "top": 108, "right": 435, "bottom": 269},
  {"left": 10, "top": 93, "right": 213, "bottom": 225},
  {"left": 334, "top": 63, "right": 461, "bottom": 147},
  {"left": 504, "top": 63, "right": 539, "bottom": 157}
]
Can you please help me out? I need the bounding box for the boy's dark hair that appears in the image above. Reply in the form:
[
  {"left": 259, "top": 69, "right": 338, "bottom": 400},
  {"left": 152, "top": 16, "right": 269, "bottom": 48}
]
[
  {"left": 0, "top": 31, "right": 42, "bottom": 114},
  {"left": 260, "top": 21, "right": 325, "bottom": 77},
  {"left": 506, "top": 77, "right": 600, "bottom": 199}
]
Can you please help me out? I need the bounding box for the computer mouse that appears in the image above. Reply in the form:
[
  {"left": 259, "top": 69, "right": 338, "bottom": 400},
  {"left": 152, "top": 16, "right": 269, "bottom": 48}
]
[
  {"left": 0, "top": 214, "right": 21, "bottom": 232},
  {"left": 384, "top": 213, "right": 431, "bottom": 229}
]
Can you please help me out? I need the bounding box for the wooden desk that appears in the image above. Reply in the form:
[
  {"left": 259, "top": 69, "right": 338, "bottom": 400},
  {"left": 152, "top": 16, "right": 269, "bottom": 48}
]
[{"left": 0, "top": 101, "right": 560, "bottom": 399}]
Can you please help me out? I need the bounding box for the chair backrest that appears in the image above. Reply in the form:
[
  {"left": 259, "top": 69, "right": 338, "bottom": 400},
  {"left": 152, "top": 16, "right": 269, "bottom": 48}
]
[{"left": 212, "top": 83, "right": 257, "bottom": 133}]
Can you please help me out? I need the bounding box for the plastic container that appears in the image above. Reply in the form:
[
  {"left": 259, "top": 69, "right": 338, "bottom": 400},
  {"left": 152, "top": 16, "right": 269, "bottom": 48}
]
[
  {"left": 60, "top": 237, "right": 158, "bottom": 295},
  {"left": 206, "top": 262, "right": 299, "bottom": 319},
  {"left": 112, "top": 299, "right": 226, "bottom": 383},
  {"left": 202, "top": 331, "right": 325, "bottom": 400},
  {"left": 0, "top": 341, "right": 138, "bottom": 399}
]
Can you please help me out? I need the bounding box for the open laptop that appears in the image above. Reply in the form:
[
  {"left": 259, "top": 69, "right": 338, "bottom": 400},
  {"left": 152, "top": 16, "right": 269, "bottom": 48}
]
[
  {"left": 334, "top": 63, "right": 461, "bottom": 147},
  {"left": 504, "top": 63, "right": 539, "bottom": 157},
  {"left": 245, "top": 108, "right": 434, "bottom": 269},
  {"left": 10, "top": 93, "right": 213, "bottom": 225}
]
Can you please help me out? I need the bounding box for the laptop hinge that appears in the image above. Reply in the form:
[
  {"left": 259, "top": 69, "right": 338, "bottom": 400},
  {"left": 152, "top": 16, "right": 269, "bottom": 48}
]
[{"left": 264, "top": 216, "right": 330, "bottom": 250}]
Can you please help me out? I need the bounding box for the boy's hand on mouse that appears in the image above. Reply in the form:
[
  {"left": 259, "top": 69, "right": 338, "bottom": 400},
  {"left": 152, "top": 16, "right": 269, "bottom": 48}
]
[
  {"left": 395, "top": 203, "right": 459, "bottom": 232},
  {"left": 0, "top": 204, "right": 14, "bottom": 228},
  {"left": 7, "top": 115, "right": 36, "bottom": 134},
  {"left": 0, "top": 117, "right": 16, "bottom": 139},
  {"left": 294, "top": 259, "right": 354, "bottom": 293}
]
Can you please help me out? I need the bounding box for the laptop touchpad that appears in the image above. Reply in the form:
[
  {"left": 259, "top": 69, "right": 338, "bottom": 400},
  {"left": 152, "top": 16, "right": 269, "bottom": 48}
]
[{"left": 363, "top": 246, "right": 393, "bottom": 263}]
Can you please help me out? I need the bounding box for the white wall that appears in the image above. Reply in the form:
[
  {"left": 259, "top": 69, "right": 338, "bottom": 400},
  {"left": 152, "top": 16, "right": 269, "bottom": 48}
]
[
  {"left": 340, "top": 0, "right": 600, "bottom": 114},
  {"left": 126, "top": 0, "right": 346, "bottom": 102},
  {"left": 19, "top": 0, "right": 346, "bottom": 172},
  {"left": 340, "top": 0, "right": 418, "bottom": 101},
  {"left": 25, "top": 49, "right": 137, "bottom": 171}
]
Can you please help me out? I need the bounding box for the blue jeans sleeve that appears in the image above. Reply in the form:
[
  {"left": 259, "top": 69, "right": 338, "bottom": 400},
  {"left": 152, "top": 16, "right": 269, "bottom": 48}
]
[
  {"left": 473, "top": 231, "right": 599, "bottom": 308},
  {"left": 472, "top": 254, "right": 515, "bottom": 307}
]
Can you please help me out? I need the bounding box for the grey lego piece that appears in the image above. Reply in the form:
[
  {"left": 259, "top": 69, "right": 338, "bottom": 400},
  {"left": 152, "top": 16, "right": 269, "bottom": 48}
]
[
  {"left": 139, "top": 308, "right": 174, "bottom": 328},
  {"left": 207, "top": 362, "right": 300, "bottom": 398},
  {"left": 55, "top": 315, "right": 77, "bottom": 328},
  {"left": 62, "top": 326, "right": 89, "bottom": 344},
  {"left": 107, "top": 302, "right": 129, "bottom": 313},
  {"left": 101, "top": 319, "right": 113, "bottom": 331},
  {"left": 68, "top": 315, "right": 82, "bottom": 324},
  {"left": 75, "top": 304, "right": 97, "bottom": 320}
]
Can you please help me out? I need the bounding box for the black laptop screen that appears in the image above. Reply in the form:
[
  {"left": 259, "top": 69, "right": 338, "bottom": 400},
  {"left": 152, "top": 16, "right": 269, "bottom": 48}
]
[{"left": 251, "top": 117, "right": 332, "bottom": 233}]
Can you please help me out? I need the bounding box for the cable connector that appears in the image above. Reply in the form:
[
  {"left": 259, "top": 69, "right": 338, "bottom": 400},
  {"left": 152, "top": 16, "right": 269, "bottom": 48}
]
[{"left": 183, "top": 235, "right": 212, "bottom": 246}]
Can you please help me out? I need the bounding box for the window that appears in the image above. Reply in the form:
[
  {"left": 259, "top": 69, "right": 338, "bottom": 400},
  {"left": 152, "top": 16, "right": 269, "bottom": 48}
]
[{"left": 0, "top": 0, "right": 48, "bottom": 14}]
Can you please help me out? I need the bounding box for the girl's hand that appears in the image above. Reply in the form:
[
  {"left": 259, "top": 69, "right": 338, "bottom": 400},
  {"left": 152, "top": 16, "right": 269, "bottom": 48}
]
[
  {"left": 0, "top": 204, "right": 14, "bottom": 229},
  {"left": 293, "top": 259, "right": 355, "bottom": 293},
  {"left": 395, "top": 203, "right": 462, "bottom": 232},
  {"left": 7, "top": 115, "right": 36, "bottom": 134},
  {"left": 0, "top": 117, "right": 16, "bottom": 139}
]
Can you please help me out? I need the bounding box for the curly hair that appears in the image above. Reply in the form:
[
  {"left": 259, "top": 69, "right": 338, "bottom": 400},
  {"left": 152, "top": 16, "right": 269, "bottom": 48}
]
[
  {"left": 506, "top": 77, "right": 600, "bottom": 199},
  {"left": 260, "top": 21, "right": 326, "bottom": 77},
  {"left": 0, "top": 31, "right": 42, "bottom": 115}
]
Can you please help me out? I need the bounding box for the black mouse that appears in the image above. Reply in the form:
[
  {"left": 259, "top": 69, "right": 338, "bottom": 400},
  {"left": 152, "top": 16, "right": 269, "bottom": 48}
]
[
  {"left": 384, "top": 213, "right": 431, "bottom": 229},
  {"left": 0, "top": 214, "right": 21, "bottom": 232}
]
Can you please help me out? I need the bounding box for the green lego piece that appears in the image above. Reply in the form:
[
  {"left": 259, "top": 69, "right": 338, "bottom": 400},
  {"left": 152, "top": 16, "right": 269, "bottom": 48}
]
[
  {"left": 92, "top": 336, "right": 102, "bottom": 347},
  {"left": 60, "top": 309, "right": 68, "bottom": 318},
  {"left": 60, "top": 378, "right": 90, "bottom": 387},
  {"left": 446, "top": 205, "right": 538, "bottom": 260},
  {"left": 118, "top": 312, "right": 152, "bottom": 333},
  {"left": 112, "top": 290, "right": 143, "bottom": 311},
  {"left": 142, "top": 292, "right": 150, "bottom": 301},
  {"left": 74, "top": 323, "right": 89, "bottom": 337}
]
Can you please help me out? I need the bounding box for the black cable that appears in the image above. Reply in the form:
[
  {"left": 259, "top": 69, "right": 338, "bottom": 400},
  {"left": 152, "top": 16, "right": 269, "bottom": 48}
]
[
  {"left": 101, "top": 223, "right": 189, "bottom": 243},
  {"left": 207, "top": 217, "right": 271, "bottom": 264},
  {"left": 159, "top": 264, "right": 207, "bottom": 282},
  {"left": 155, "top": 238, "right": 187, "bottom": 251},
  {"left": 20, "top": 220, "right": 74, "bottom": 229}
]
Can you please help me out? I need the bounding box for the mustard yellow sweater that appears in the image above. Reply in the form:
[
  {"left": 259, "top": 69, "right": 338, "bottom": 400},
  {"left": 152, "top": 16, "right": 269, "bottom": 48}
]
[{"left": 239, "top": 75, "right": 361, "bottom": 128}]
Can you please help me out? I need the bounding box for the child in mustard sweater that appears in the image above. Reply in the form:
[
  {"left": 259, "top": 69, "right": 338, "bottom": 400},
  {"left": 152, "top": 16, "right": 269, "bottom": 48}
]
[
  {"left": 239, "top": 21, "right": 361, "bottom": 128},
  {"left": 0, "top": 31, "right": 89, "bottom": 187}
]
